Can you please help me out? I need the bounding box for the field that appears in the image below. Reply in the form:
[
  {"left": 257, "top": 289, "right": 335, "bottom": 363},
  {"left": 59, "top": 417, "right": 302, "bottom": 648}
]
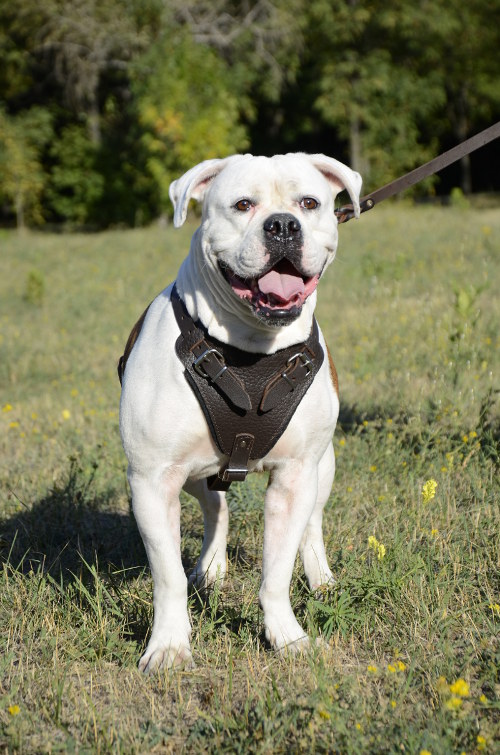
[{"left": 1, "top": 202, "right": 499, "bottom": 753}]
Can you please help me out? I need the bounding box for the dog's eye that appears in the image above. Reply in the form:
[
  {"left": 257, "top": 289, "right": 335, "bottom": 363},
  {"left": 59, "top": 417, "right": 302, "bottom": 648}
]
[
  {"left": 300, "top": 197, "right": 320, "bottom": 210},
  {"left": 234, "top": 199, "right": 253, "bottom": 212}
]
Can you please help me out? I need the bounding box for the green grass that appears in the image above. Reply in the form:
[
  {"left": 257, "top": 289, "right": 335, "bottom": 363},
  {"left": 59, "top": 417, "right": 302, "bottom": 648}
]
[{"left": 1, "top": 203, "right": 499, "bottom": 753}]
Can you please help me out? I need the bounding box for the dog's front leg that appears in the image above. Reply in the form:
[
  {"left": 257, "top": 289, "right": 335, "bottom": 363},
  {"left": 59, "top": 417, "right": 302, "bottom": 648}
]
[
  {"left": 129, "top": 467, "right": 194, "bottom": 673},
  {"left": 260, "top": 460, "right": 319, "bottom": 653}
]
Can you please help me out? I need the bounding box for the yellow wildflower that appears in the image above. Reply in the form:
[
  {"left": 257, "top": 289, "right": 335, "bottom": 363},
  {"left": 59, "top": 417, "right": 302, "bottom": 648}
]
[
  {"left": 9, "top": 421, "right": 20, "bottom": 429},
  {"left": 8, "top": 705, "right": 20, "bottom": 716},
  {"left": 477, "top": 735, "right": 487, "bottom": 751},
  {"left": 2, "top": 403, "right": 13, "bottom": 412},
  {"left": 422, "top": 479, "right": 438, "bottom": 503},
  {"left": 367, "top": 664, "right": 378, "bottom": 673},
  {"left": 388, "top": 664, "right": 396, "bottom": 673},
  {"left": 396, "top": 660, "right": 406, "bottom": 671},
  {"left": 390, "top": 700, "right": 397, "bottom": 708},
  {"left": 369, "top": 465, "right": 377, "bottom": 472},
  {"left": 61, "top": 409, "right": 71, "bottom": 420},
  {"left": 368, "top": 536, "right": 386, "bottom": 560},
  {"left": 488, "top": 603, "right": 500, "bottom": 616},
  {"left": 317, "top": 707, "right": 330, "bottom": 720},
  {"left": 449, "top": 678, "right": 470, "bottom": 697},
  {"left": 445, "top": 696, "right": 463, "bottom": 710},
  {"left": 419, "top": 750, "right": 432, "bottom": 755},
  {"left": 479, "top": 694, "right": 487, "bottom": 704}
]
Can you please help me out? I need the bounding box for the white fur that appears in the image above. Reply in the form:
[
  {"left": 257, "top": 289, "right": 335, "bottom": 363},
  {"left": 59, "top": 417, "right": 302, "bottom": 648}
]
[{"left": 120, "top": 153, "right": 361, "bottom": 671}]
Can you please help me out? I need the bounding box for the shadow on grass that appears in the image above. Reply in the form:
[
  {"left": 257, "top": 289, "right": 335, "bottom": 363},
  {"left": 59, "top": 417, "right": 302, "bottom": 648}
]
[
  {"left": 0, "top": 452, "right": 265, "bottom": 643},
  {"left": 0, "top": 456, "right": 148, "bottom": 581}
]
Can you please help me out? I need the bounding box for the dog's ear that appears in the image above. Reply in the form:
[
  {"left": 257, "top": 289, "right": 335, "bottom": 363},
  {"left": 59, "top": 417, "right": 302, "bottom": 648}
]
[
  {"left": 307, "top": 155, "right": 363, "bottom": 218},
  {"left": 169, "top": 157, "right": 235, "bottom": 227}
]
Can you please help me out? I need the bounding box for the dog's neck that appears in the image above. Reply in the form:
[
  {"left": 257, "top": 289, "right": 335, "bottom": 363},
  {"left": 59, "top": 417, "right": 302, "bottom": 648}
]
[{"left": 175, "top": 232, "right": 318, "bottom": 354}]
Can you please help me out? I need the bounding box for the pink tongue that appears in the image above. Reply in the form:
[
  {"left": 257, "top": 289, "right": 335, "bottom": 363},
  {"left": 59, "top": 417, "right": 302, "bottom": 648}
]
[{"left": 257, "top": 269, "right": 305, "bottom": 303}]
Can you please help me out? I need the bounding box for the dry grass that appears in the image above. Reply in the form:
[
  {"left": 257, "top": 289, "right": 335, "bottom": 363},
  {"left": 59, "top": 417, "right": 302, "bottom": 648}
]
[{"left": 1, "top": 203, "right": 499, "bottom": 753}]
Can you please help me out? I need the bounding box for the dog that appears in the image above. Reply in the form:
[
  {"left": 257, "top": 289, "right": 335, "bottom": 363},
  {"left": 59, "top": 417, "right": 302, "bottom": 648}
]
[{"left": 119, "top": 153, "right": 362, "bottom": 672}]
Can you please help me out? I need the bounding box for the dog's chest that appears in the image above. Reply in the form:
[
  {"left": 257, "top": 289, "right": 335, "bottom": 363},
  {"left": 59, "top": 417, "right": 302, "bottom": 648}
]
[{"left": 171, "top": 286, "right": 325, "bottom": 486}]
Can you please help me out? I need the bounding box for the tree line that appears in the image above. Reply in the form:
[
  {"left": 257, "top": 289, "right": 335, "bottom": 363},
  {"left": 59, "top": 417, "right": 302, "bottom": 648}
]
[{"left": 1, "top": 0, "right": 499, "bottom": 229}]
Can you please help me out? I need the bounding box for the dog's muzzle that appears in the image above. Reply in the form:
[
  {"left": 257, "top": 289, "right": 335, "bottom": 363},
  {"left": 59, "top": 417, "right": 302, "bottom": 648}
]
[{"left": 221, "top": 213, "right": 320, "bottom": 326}]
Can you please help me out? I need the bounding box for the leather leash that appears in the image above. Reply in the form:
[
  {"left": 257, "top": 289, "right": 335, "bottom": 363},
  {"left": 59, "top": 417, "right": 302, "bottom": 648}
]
[{"left": 335, "top": 121, "right": 500, "bottom": 223}]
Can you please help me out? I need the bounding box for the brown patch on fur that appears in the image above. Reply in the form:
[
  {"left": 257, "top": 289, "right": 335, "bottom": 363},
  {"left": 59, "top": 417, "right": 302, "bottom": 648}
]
[
  {"left": 117, "top": 304, "right": 151, "bottom": 385},
  {"left": 326, "top": 346, "right": 339, "bottom": 395}
]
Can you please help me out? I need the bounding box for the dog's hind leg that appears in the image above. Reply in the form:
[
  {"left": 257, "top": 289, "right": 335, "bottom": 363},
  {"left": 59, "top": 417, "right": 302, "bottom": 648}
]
[
  {"left": 299, "top": 443, "right": 335, "bottom": 591},
  {"left": 260, "top": 460, "right": 320, "bottom": 652},
  {"left": 129, "top": 466, "right": 194, "bottom": 673},
  {"left": 184, "top": 478, "right": 228, "bottom": 590}
]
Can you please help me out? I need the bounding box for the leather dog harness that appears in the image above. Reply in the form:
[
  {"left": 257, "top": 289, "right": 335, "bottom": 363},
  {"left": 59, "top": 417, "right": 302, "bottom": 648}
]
[{"left": 118, "top": 285, "right": 324, "bottom": 490}]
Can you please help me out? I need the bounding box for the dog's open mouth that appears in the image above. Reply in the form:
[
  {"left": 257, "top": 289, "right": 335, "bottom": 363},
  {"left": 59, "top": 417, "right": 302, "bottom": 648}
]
[{"left": 221, "top": 259, "right": 320, "bottom": 323}]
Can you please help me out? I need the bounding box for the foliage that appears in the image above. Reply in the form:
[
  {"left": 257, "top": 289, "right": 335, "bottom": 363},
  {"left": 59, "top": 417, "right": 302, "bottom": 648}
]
[
  {"left": 47, "top": 124, "right": 105, "bottom": 225},
  {"left": 0, "top": 107, "right": 53, "bottom": 228},
  {"left": 0, "top": 0, "right": 499, "bottom": 227},
  {"left": 133, "top": 31, "right": 249, "bottom": 213}
]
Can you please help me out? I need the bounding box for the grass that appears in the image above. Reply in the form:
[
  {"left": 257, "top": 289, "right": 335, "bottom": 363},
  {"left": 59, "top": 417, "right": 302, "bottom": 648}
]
[{"left": 0, "top": 202, "right": 499, "bottom": 753}]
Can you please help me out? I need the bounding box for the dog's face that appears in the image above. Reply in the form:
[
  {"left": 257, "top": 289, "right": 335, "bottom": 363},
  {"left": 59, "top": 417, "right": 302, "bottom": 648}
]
[{"left": 170, "top": 153, "right": 362, "bottom": 326}]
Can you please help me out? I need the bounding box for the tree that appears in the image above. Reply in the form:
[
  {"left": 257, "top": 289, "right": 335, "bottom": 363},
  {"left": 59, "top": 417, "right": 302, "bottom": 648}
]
[
  {"left": 132, "top": 31, "right": 249, "bottom": 215},
  {"left": 407, "top": 0, "right": 500, "bottom": 193},
  {"left": 307, "top": 0, "right": 445, "bottom": 188},
  {"left": 0, "top": 107, "right": 52, "bottom": 229},
  {"left": 46, "top": 125, "right": 104, "bottom": 225},
  {"left": 33, "top": 0, "right": 148, "bottom": 143}
]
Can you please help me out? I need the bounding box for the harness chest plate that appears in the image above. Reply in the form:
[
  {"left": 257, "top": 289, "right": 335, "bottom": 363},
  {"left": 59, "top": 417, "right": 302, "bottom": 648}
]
[{"left": 171, "top": 286, "right": 324, "bottom": 488}]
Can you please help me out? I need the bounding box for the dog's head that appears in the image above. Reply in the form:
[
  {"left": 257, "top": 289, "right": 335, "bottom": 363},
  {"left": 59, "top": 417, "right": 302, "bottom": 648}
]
[{"left": 169, "top": 153, "right": 362, "bottom": 326}]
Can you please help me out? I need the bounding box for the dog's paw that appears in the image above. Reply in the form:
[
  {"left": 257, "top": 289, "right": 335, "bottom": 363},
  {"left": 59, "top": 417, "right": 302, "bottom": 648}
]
[
  {"left": 138, "top": 640, "right": 195, "bottom": 674},
  {"left": 311, "top": 576, "right": 337, "bottom": 600},
  {"left": 279, "top": 635, "right": 331, "bottom": 657},
  {"left": 305, "top": 564, "right": 336, "bottom": 593},
  {"left": 264, "top": 611, "right": 310, "bottom": 653}
]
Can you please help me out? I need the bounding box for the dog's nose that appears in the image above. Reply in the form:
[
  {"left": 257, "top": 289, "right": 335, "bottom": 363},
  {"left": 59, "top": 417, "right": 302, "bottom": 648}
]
[{"left": 263, "top": 213, "right": 301, "bottom": 242}]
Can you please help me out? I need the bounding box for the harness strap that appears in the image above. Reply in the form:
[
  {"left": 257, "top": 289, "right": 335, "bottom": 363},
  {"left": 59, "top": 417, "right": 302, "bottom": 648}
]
[
  {"left": 117, "top": 304, "right": 151, "bottom": 385},
  {"left": 207, "top": 433, "right": 255, "bottom": 491},
  {"left": 171, "top": 284, "right": 325, "bottom": 490},
  {"left": 260, "top": 345, "right": 317, "bottom": 412},
  {"left": 171, "top": 291, "right": 252, "bottom": 411}
]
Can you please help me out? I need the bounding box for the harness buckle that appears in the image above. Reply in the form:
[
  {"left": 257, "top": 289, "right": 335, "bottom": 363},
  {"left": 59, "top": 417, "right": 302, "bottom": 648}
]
[
  {"left": 193, "top": 348, "right": 227, "bottom": 381},
  {"left": 281, "top": 351, "right": 313, "bottom": 387}
]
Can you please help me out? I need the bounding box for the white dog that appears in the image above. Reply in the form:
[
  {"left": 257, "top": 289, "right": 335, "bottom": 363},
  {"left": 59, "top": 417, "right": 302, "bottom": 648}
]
[{"left": 119, "top": 153, "right": 361, "bottom": 672}]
